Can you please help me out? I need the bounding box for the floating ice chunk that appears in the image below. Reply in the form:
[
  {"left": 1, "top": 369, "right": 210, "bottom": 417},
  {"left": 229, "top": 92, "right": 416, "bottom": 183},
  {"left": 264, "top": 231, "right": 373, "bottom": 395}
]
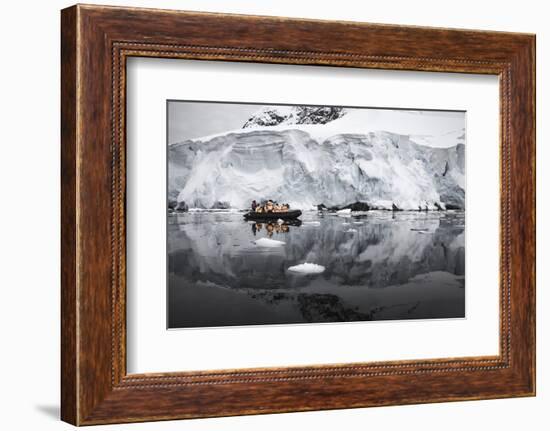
[
  {"left": 303, "top": 221, "right": 321, "bottom": 226},
  {"left": 410, "top": 228, "right": 434, "bottom": 234},
  {"left": 345, "top": 228, "right": 358, "bottom": 233},
  {"left": 277, "top": 218, "right": 284, "bottom": 224},
  {"left": 288, "top": 263, "right": 326, "bottom": 274},
  {"left": 342, "top": 222, "right": 350, "bottom": 226},
  {"left": 353, "top": 222, "right": 364, "bottom": 225},
  {"left": 337, "top": 208, "right": 352, "bottom": 214},
  {"left": 254, "top": 238, "right": 286, "bottom": 247}
]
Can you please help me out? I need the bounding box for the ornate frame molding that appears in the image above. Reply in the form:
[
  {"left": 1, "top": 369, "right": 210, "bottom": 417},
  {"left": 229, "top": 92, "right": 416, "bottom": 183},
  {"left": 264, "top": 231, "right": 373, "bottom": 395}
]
[{"left": 61, "top": 5, "right": 535, "bottom": 425}]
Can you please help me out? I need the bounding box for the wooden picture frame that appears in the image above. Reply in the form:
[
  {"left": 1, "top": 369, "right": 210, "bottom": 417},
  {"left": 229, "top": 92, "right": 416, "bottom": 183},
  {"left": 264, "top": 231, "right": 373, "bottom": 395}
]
[{"left": 61, "top": 4, "right": 535, "bottom": 425}]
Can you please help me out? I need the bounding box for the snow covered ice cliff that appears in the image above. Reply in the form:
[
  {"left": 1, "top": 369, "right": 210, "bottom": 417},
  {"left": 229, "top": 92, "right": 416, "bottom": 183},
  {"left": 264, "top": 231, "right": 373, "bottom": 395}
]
[{"left": 168, "top": 106, "right": 465, "bottom": 211}]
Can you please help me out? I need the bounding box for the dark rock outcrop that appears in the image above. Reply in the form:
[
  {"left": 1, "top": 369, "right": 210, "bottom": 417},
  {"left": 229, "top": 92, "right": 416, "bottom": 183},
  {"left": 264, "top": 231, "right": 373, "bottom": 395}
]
[
  {"left": 211, "top": 201, "right": 230, "bottom": 209},
  {"left": 243, "top": 106, "right": 346, "bottom": 128},
  {"left": 175, "top": 201, "right": 189, "bottom": 212},
  {"left": 342, "top": 201, "right": 370, "bottom": 212},
  {"left": 444, "top": 203, "right": 462, "bottom": 210}
]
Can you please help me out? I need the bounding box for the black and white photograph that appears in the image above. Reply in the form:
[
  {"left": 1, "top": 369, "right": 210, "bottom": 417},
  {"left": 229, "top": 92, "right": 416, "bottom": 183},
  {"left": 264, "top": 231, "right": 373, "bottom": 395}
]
[
  {"left": 0, "top": 0, "right": 541, "bottom": 428},
  {"left": 167, "top": 101, "right": 466, "bottom": 328}
]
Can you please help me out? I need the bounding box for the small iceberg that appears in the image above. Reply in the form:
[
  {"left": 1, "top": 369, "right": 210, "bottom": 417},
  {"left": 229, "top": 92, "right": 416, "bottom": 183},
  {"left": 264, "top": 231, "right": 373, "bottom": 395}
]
[
  {"left": 303, "top": 221, "right": 321, "bottom": 226},
  {"left": 288, "top": 263, "right": 326, "bottom": 274},
  {"left": 277, "top": 218, "right": 284, "bottom": 224},
  {"left": 410, "top": 228, "right": 432, "bottom": 234},
  {"left": 254, "top": 238, "right": 286, "bottom": 247},
  {"left": 336, "top": 208, "right": 352, "bottom": 215},
  {"left": 345, "top": 228, "right": 358, "bottom": 233},
  {"left": 353, "top": 221, "right": 364, "bottom": 225}
]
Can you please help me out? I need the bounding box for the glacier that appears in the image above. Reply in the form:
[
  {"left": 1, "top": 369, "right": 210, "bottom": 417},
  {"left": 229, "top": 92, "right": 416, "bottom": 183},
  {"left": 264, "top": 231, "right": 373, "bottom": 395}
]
[{"left": 168, "top": 107, "right": 465, "bottom": 211}]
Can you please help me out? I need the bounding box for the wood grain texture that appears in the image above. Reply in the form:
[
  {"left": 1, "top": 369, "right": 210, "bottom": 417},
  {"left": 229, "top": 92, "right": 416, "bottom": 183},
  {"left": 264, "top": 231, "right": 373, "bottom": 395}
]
[
  {"left": 60, "top": 5, "right": 78, "bottom": 425},
  {"left": 60, "top": 4, "right": 536, "bottom": 425}
]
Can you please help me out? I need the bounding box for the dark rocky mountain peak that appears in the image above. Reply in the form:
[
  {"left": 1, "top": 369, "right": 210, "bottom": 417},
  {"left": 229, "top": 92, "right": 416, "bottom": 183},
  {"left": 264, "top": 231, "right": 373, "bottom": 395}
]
[{"left": 243, "top": 105, "right": 347, "bottom": 128}]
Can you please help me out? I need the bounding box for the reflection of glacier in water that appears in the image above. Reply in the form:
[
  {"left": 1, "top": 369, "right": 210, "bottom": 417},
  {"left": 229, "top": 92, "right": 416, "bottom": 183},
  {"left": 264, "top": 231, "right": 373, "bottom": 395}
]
[{"left": 168, "top": 211, "right": 465, "bottom": 328}]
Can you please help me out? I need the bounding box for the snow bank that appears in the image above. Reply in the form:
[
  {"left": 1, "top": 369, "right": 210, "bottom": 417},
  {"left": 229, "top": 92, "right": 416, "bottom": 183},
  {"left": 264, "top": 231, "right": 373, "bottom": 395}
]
[
  {"left": 253, "top": 238, "right": 286, "bottom": 247},
  {"left": 287, "top": 263, "right": 326, "bottom": 274}
]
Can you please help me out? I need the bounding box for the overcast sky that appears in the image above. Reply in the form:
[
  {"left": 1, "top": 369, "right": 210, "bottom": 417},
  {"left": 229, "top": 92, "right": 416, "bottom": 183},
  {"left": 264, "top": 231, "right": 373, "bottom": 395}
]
[
  {"left": 167, "top": 100, "right": 464, "bottom": 145},
  {"left": 168, "top": 101, "right": 259, "bottom": 144}
]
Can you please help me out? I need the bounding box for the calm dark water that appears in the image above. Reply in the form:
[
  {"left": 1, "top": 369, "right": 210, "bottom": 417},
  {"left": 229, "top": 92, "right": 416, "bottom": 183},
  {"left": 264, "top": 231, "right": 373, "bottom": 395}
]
[{"left": 168, "top": 211, "right": 465, "bottom": 328}]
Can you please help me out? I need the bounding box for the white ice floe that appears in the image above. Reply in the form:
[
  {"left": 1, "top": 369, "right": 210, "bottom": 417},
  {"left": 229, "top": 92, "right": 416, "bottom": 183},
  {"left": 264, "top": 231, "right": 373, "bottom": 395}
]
[
  {"left": 410, "top": 227, "right": 434, "bottom": 234},
  {"left": 287, "top": 263, "right": 326, "bottom": 274},
  {"left": 277, "top": 218, "right": 284, "bottom": 224},
  {"left": 342, "top": 222, "right": 350, "bottom": 225},
  {"left": 253, "top": 238, "right": 286, "bottom": 247},
  {"left": 303, "top": 221, "right": 321, "bottom": 226},
  {"left": 345, "top": 228, "right": 358, "bottom": 233},
  {"left": 336, "top": 208, "right": 352, "bottom": 215},
  {"left": 353, "top": 222, "right": 364, "bottom": 225}
]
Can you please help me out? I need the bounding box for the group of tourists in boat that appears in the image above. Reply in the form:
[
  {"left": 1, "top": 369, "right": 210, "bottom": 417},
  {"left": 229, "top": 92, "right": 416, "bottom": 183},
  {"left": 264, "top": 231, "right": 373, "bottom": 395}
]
[
  {"left": 251, "top": 199, "right": 290, "bottom": 214},
  {"left": 244, "top": 199, "right": 302, "bottom": 220}
]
